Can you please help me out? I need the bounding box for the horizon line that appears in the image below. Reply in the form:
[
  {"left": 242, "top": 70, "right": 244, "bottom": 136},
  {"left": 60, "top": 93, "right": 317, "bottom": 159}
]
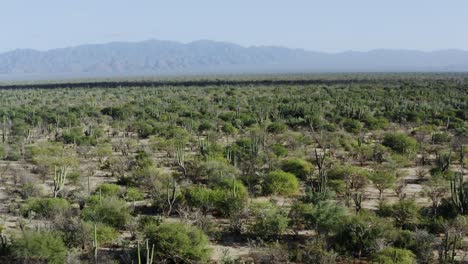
[{"left": 1, "top": 38, "right": 468, "bottom": 55}]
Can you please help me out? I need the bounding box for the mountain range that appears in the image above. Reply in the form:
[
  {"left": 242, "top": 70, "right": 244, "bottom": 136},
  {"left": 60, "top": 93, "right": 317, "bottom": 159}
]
[{"left": 1, "top": 39, "right": 468, "bottom": 80}]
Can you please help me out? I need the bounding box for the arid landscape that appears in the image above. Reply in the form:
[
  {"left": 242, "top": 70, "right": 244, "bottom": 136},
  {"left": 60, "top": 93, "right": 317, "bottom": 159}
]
[{"left": 0, "top": 74, "right": 466, "bottom": 263}]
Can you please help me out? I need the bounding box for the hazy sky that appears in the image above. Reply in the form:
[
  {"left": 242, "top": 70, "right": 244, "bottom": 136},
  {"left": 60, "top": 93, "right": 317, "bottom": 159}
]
[{"left": 1, "top": 0, "right": 467, "bottom": 53}]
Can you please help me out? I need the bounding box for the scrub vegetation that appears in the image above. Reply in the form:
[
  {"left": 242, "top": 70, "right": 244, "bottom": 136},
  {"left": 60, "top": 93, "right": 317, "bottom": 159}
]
[{"left": 0, "top": 73, "right": 466, "bottom": 263}]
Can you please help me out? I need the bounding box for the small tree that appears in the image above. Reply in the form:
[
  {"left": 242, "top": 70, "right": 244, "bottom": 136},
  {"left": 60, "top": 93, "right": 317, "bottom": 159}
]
[
  {"left": 369, "top": 170, "right": 396, "bottom": 200},
  {"left": 391, "top": 200, "right": 420, "bottom": 229},
  {"left": 423, "top": 175, "right": 449, "bottom": 216}
]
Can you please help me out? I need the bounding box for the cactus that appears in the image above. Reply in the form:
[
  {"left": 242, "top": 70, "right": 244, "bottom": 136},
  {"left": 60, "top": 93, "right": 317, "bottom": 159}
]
[
  {"left": 314, "top": 147, "right": 329, "bottom": 194},
  {"left": 53, "top": 165, "right": 68, "bottom": 198},
  {"left": 450, "top": 173, "right": 467, "bottom": 214},
  {"left": 0, "top": 227, "right": 7, "bottom": 255},
  {"left": 93, "top": 224, "right": 98, "bottom": 263},
  {"left": 450, "top": 146, "right": 467, "bottom": 214},
  {"left": 199, "top": 139, "right": 209, "bottom": 160},
  {"left": 137, "top": 239, "right": 155, "bottom": 264},
  {"left": 250, "top": 135, "right": 261, "bottom": 156},
  {"left": 166, "top": 177, "right": 178, "bottom": 216},
  {"left": 176, "top": 144, "right": 186, "bottom": 177},
  {"left": 184, "top": 119, "right": 194, "bottom": 134},
  {"left": 226, "top": 148, "right": 238, "bottom": 168},
  {"left": 2, "top": 115, "right": 8, "bottom": 143},
  {"left": 436, "top": 150, "right": 452, "bottom": 173}
]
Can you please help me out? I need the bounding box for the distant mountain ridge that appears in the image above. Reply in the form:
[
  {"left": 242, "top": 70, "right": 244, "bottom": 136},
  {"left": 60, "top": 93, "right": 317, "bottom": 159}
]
[{"left": 1, "top": 39, "right": 468, "bottom": 79}]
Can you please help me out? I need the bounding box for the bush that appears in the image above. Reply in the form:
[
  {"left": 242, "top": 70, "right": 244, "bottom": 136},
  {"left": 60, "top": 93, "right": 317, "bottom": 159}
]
[
  {"left": 264, "top": 170, "right": 299, "bottom": 196},
  {"left": 185, "top": 187, "right": 222, "bottom": 215},
  {"left": 185, "top": 179, "right": 248, "bottom": 217},
  {"left": 11, "top": 231, "right": 67, "bottom": 264},
  {"left": 144, "top": 222, "right": 211, "bottom": 263},
  {"left": 21, "top": 198, "right": 70, "bottom": 219},
  {"left": 382, "top": 133, "right": 418, "bottom": 154},
  {"left": 251, "top": 202, "right": 289, "bottom": 240},
  {"left": 125, "top": 187, "right": 145, "bottom": 201},
  {"left": 372, "top": 247, "right": 415, "bottom": 264},
  {"left": 197, "top": 160, "right": 240, "bottom": 184},
  {"left": 290, "top": 239, "right": 337, "bottom": 263},
  {"left": 343, "top": 119, "right": 363, "bottom": 134},
  {"left": 335, "top": 213, "right": 391, "bottom": 258},
  {"left": 288, "top": 201, "right": 314, "bottom": 232},
  {"left": 222, "top": 123, "right": 238, "bottom": 134},
  {"left": 390, "top": 200, "right": 420, "bottom": 229},
  {"left": 267, "top": 122, "right": 287, "bottom": 133},
  {"left": 270, "top": 144, "right": 288, "bottom": 157},
  {"left": 281, "top": 158, "right": 313, "bottom": 180},
  {"left": 82, "top": 196, "right": 132, "bottom": 228},
  {"left": 84, "top": 222, "right": 119, "bottom": 246},
  {"left": 306, "top": 201, "right": 347, "bottom": 236},
  {"left": 62, "top": 127, "right": 98, "bottom": 145},
  {"left": 19, "top": 182, "right": 42, "bottom": 199},
  {"left": 96, "top": 183, "right": 122, "bottom": 197},
  {"left": 364, "top": 116, "right": 389, "bottom": 130},
  {"left": 432, "top": 132, "right": 451, "bottom": 144}
]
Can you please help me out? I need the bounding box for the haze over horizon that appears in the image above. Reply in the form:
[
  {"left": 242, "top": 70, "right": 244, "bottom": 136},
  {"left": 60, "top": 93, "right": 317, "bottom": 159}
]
[
  {"left": 2, "top": 0, "right": 468, "bottom": 53},
  {"left": 3, "top": 38, "right": 468, "bottom": 55}
]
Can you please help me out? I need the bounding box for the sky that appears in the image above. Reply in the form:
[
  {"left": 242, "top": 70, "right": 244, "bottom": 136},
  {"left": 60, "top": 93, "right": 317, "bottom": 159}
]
[{"left": 1, "top": 0, "right": 467, "bottom": 53}]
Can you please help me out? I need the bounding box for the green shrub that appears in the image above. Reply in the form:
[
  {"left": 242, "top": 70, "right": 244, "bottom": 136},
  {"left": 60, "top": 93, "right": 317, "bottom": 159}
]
[
  {"left": 267, "top": 122, "right": 287, "bottom": 133},
  {"left": 185, "top": 179, "right": 248, "bottom": 217},
  {"left": 288, "top": 201, "right": 314, "bottom": 232},
  {"left": 328, "top": 165, "right": 369, "bottom": 181},
  {"left": 21, "top": 198, "right": 70, "bottom": 219},
  {"left": 264, "top": 170, "right": 299, "bottom": 196},
  {"left": 343, "top": 119, "right": 363, "bottom": 134},
  {"left": 306, "top": 201, "right": 347, "bottom": 236},
  {"left": 432, "top": 132, "right": 451, "bottom": 144},
  {"left": 84, "top": 222, "right": 119, "bottom": 246},
  {"left": 250, "top": 202, "right": 289, "bottom": 240},
  {"left": 270, "top": 143, "right": 288, "bottom": 157},
  {"left": 19, "top": 182, "right": 42, "bottom": 199},
  {"left": 389, "top": 200, "right": 420, "bottom": 229},
  {"left": 62, "top": 127, "right": 98, "bottom": 145},
  {"left": 185, "top": 187, "right": 222, "bottom": 215},
  {"left": 5, "top": 145, "right": 21, "bottom": 161},
  {"left": 382, "top": 133, "right": 417, "bottom": 154},
  {"left": 82, "top": 196, "right": 132, "bottom": 228},
  {"left": 125, "top": 187, "right": 145, "bottom": 201},
  {"left": 197, "top": 160, "right": 240, "bottom": 184},
  {"left": 144, "top": 222, "right": 211, "bottom": 263},
  {"left": 222, "top": 123, "right": 237, "bottom": 134},
  {"left": 96, "top": 183, "right": 122, "bottom": 197},
  {"left": 364, "top": 116, "right": 389, "bottom": 130},
  {"left": 11, "top": 231, "right": 67, "bottom": 264},
  {"left": 281, "top": 158, "right": 313, "bottom": 180},
  {"left": 335, "top": 213, "right": 391, "bottom": 257},
  {"left": 372, "top": 247, "right": 415, "bottom": 264},
  {"left": 67, "top": 171, "right": 81, "bottom": 185}
]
